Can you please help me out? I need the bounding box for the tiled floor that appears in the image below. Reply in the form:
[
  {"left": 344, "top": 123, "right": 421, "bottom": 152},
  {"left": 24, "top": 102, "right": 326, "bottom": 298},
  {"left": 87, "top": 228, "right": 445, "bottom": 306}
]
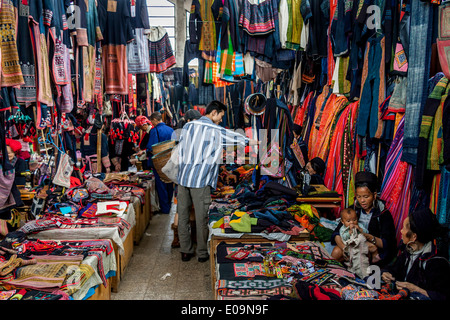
[{"left": 111, "top": 210, "right": 214, "bottom": 300}]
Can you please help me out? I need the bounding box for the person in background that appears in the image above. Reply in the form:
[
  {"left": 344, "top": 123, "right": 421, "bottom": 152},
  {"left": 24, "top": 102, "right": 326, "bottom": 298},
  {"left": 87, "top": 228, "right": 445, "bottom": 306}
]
[
  {"left": 6, "top": 139, "right": 28, "bottom": 186},
  {"left": 134, "top": 115, "right": 153, "bottom": 170},
  {"left": 80, "top": 118, "right": 111, "bottom": 174},
  {"left": 177, "top": 101, "right": 258, "bottom": 262},
  {"left": 381, "top": 208, "right": 450, "bottom": 300},
  {"left": 292, "top": 124, "right": 309, "bottom": 164},
  {"left": 331, "top": 171, "right": 397, "bottom": 267},
  {"left": 146, "top": 112, "right": 174, "bottom": 214},
  {"left": 305, "top": 157, "right": 326, "bottom": 185},
  {"left": 172, "top": 108, "right": 202, "bottom": 248}
]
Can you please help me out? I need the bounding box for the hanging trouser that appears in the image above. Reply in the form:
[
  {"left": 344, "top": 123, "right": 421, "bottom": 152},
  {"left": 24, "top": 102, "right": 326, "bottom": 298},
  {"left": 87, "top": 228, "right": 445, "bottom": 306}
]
[
  {"left": 153, "top": 170, "right": 174, "bottom": 214},
  {"left": 357, "top": 34, "right": 385, "bottom": 139},
  {"left": 177, "top": 185, "right": 211, "bottom": 259}
]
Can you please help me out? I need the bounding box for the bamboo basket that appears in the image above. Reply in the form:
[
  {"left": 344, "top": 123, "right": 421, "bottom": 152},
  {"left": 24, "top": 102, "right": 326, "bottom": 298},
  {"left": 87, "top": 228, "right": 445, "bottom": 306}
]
[
  {"left": 152, "top": 140, "right": 176, "bottom": 155},
  {"left": 152, "top": 148, "right": 173, "bottom": 183}
]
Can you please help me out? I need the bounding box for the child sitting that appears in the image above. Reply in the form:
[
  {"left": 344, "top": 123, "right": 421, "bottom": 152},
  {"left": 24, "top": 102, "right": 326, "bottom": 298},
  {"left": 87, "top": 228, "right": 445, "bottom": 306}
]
[{"left": 333, "top": 208, "right": 380, "bottom": 279}]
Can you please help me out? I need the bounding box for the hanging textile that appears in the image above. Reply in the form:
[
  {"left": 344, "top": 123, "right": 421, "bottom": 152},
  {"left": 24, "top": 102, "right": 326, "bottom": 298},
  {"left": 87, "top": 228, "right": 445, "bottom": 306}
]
[
  {"left": 148, "top": 26, "right": 176, "bottom": 74},
  {"left": 71, "top": 0, "right": 103, "bottom": 104},
  {"left": 415, "top": 76, "right": 449, "bottom": 189},
  {"left": 127, "top": 0, "right": 151, "bottom": 74},
  {"left": 14, "top": 1, "right": 37, "bottom": 103},
  {"left": 380, "top": 116, "right": 413, "bottom": 242},
  {"left": 402, "top": 0, "right": 434, "bottom": 165},
  {"left": 0, "top": 0, "right": 24, "bottom": 88},
  {"left": 356, "top": 34, "right": 385, "bottom": 139},
  {"left": 98, "top": 0, "right": 134, "bottom": 95}
]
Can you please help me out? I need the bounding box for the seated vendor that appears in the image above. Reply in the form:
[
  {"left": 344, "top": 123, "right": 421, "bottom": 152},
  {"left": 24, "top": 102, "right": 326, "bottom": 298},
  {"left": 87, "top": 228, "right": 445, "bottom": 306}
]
[
  {"left": 6, "top": 138, "right": 28, "bottom": 186},
  {"left": 305, "top": 157, "right": 325, "bottom": 185},
  {"left": 331, "top": 171, "right": 397, "bottom": 267},
  {"left": 381, "top": 208, "right": 450, "bottom": 300}
]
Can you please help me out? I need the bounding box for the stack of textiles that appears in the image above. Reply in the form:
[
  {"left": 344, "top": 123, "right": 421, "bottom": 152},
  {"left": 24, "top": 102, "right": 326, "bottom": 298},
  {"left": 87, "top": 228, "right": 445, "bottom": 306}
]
[
  {"left": 214, "top": 241, "right": 352, "bottom": 300},
  {"left": 0, "top": 231, "right": 116, "bottom": 300}
]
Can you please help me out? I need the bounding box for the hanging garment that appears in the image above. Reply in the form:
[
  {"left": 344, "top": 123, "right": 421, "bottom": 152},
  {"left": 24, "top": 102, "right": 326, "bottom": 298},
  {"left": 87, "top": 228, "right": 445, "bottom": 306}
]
[
  {"left": 71, "top": 0, "right": 103, "bottom": 103},
  {"left": 28, "top": 1, "right": 53, "bottom": 106},
  {"left": 285, "top": 0, "right": 303, "bottom": 50},
  {"left": 98, "top": 0, "right": 134, "bottom": 95},
  {"left": 148, "top": 26, "right": 176, "bottom": 73},
  {"left": 14, "top": 1, "right": 37, "bottom": 103},
  {"left": 357, "top": 34, "right": 385, "bottom": 139},
  {"left": 415, "top": 76, "right": 449, "bottom": 188},
  {"left": 45, "top": 0, "right": 73, "bottom": 113},
  {"left": 191, "top": 0, "right": 222, "bottom": 56},
  {"left": 0, "top": 0, "right": 24, "bottom": 87},
  {"left": 402, "top": 0, "right": 434, "bottom": 165},
  {"left": 127, "top": 0, "right": 150, "bottom": 74},
  {"left": 380, "top": 116, "right": 414, "bottom": 242},
  {"left": 239, "top": 0, "right": 277, "bottom": 36}
]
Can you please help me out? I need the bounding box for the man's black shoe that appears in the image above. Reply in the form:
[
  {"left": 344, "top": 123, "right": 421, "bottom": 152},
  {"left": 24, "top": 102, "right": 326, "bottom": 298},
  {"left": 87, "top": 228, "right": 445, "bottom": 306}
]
[
  {"left": 198, "top": 255, "right": 209, "bottom": 263},
  {"left": 181, "top": 253, "right": 193, "bottom": 262}
]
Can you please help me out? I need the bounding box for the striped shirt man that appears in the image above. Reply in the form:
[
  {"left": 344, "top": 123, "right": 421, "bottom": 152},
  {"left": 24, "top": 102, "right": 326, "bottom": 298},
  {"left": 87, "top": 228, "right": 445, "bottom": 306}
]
[{"left": 177, "top": 116, "right": 249, "bottom": 189}]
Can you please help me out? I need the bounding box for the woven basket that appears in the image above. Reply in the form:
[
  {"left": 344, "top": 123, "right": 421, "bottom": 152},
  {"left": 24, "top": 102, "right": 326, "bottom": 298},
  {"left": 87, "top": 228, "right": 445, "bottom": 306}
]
[
  {"left": 152, "top": 148, "right": 173, "bottom": 183},
  {"left": 152, "top": 140, "right": 176, "bottom": 155}
]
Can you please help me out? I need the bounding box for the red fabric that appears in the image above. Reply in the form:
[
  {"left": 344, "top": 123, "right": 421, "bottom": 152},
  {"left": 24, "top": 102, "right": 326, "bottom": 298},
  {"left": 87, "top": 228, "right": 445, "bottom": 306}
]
[
  {"left": 5, "top": 138, "right": 22, "bottom": 153},
  {"left": 135, "top": 115, "right": 151, "bottom": 127},
  {"left": 70, "top": 177, "right": 82, "bottom": 188}
]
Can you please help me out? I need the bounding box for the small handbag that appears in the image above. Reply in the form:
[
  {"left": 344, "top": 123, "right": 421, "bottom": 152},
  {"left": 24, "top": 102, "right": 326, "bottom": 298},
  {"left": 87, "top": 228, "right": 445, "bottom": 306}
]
[{"left": 260, "top": 142, "right": 285, "bottom": 178}]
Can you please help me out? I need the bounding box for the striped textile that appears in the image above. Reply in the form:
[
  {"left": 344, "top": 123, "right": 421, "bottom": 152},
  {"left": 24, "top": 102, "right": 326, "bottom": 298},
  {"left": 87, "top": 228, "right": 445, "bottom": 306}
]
[
  {"left": 148, "top": 27, "right": 176, "bottom": 73},
  {"left": 380, "top": 116, "right": 413, "bottom": 242},
  {"left": 178, "top": 116, "right": 249, "bottom": 189},
  {"left": 2, "top": 255, "right": 83, "bottom": 290},
  {"left": 437, "top": 166, "right": 450, "bottom": 226},
  {"left": 239, "top": 0, "right": 277, "bottom": 35},
  {"left": 324, "top": 100, "right": 359, "bottom": 212}
]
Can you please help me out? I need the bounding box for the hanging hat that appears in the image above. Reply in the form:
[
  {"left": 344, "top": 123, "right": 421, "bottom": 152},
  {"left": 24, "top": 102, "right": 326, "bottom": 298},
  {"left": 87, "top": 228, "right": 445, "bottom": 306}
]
[
  {"left": 135, "top": 115, "right": 151, "bottom": 127},
  {"left": 184, "top": 109, "right": 202, "bottom": 121},
  {"left": 354, "top": 171, "right": 378, "bottom": 192},
  {"left": 5, "top": 138, "right": 22, "bottom": 154},
  {"left": 310, "top": 157, "right": 326, "bottom": 175},
  {"left": 244, "top": 93, "right": 267, "bottom": 116},
  {"left": 409, "top": 207, "right": 439, "bottom": 244}
]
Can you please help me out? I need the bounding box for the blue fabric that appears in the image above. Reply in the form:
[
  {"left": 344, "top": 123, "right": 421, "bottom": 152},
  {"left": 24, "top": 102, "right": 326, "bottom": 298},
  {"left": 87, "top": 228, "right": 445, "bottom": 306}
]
[
  {"left": 401, "top": 0, "right": 433, "bottom": 165},
  {"left": 357, "top": 34, "right": 384, "bottom": 138},
  {"left": 154, "top": 169, "right": 174, "bottom": 214}
]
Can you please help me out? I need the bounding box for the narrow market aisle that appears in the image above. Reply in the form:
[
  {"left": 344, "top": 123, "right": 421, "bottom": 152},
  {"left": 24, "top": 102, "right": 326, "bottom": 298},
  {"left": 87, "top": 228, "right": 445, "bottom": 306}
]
[{"left": 111, "top": 209, "right": 214, "bottom": 300}]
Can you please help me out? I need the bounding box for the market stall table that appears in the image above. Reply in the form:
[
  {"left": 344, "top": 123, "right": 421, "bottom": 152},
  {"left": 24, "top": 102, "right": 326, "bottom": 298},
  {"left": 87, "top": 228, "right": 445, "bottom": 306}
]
[
  {"left": 209, "top": 232, "right": 310, "bottom": 296},
  {"left": 212, "top": 240, "right": 350, "bottom": 300},
  {"left": 22, "top": 203, "right": 136, "bottom": 293}
]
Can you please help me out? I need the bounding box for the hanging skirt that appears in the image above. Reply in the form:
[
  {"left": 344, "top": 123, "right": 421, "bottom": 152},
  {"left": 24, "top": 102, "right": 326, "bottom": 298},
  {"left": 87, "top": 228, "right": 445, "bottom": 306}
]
[
  {"left": 239, "top": 0, "right": 276, "bottom": 36},
  {"left": 102, "top": 44, "right": 128, "bottom": 95},
  {"left": 148, "top": 26, "right": 176, "bottom": 73}
]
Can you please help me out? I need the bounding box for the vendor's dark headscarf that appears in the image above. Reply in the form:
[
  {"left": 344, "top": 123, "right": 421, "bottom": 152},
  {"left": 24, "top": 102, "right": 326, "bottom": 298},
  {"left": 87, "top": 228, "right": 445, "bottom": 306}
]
[
  {"left": 292, "top": 124, "right": 302, "bottom": 136},
  {"left": 310, "top": 157, "right": 325, "bottom": 175},
  {"left": 355, "top": 171, "right": 378, "bottom": 193},
  {"left": 409, "top": 207, "right": 440, "bottom": 244}
]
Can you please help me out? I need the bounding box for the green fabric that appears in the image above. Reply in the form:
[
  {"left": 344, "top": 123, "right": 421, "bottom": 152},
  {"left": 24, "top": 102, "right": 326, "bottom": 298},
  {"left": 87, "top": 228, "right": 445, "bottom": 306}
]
[
  {"left": 427, "top": 82, "right": 449, "bottom": 170},
  {"left": 229, "top": 211, "right": 257, "bottom": 233}
]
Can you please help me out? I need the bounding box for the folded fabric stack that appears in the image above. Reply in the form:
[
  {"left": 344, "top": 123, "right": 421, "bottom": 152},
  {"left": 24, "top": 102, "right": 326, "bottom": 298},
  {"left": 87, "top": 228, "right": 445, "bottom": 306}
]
[{"left": 215, "top": 241, "right": 352, "bottom": 300}]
